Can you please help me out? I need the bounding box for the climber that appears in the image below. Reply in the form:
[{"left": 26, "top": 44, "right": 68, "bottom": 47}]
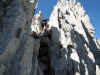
[
  {"left": 31, "top": 19, "right": 49, "bottom": 39},
  {"left": 40, "top": 19, "right": 49, "bottom": 32}
]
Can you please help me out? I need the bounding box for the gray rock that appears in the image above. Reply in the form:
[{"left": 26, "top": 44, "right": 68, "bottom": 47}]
[{"left": 0, "top": 0, "right": 100, "bottom": 75}]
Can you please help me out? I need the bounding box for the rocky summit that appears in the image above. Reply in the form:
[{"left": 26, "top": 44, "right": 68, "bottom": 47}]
[{"left": 0, "top": 0, "right": 100, "bottom": 75}]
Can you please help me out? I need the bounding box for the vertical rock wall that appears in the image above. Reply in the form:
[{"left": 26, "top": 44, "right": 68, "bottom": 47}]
[
  {"left": 0, "top": 0, "right": 39, "bottom": 75},
  {"left": 48, "top": 0, "right": 100, "bottom": 75},
  {"left": 0, "top": 0, "right": 100, "bottom": 75}
]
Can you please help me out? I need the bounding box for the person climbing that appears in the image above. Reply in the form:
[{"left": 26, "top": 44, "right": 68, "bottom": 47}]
[
  {"left": 39, "top": 19, "right": 49, "bottom": 32},
  {"left": 31, "top": 19, "right": 49, "bottom": 39}
]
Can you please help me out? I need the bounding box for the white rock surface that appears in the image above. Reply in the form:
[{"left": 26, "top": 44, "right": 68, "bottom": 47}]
[
  {"left": 0, "top": 0, "right": 100, "bottom": 75},
  {"left": 48, "top": 0, "right": 99, "bottom": 75}
]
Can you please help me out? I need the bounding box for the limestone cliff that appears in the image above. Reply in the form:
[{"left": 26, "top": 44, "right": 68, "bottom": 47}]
[
  {"left": 0, "top": 0, "right": 38, "bottom": 75},
  {"left": 0, "top": 0, "right": 100, "bottom": 75},
  {"left": 48, "top": 0, "right": 100, "bottom": 75}
]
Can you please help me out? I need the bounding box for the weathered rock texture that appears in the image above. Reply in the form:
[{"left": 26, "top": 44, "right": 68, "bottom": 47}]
[
  {"left": 48, "top": 0, "right": 100, "bottom": 75},
  {"left": 0, "top": 0, "right": 38, "bottom": 75},
  {"left": 0, "top": 0, "right": 100, "bottom": 75}
]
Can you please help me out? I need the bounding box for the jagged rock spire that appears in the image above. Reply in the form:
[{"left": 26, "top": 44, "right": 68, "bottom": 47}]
[
  {"left": 48, "top": 0, "right": 100, "bottom": 75},
  {"left": 31, "top": 11, "right": 43, "bottom": 34}
]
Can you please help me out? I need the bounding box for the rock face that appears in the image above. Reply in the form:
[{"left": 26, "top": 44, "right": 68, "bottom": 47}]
[
  {"left": 0, "top": 0, "right": 38, "bottom": 75},
  {"left": 0, "top": 0, "right": 100, "bottom": 75},
  {"left": 48, "top": 0, "right": 100, "bottom": 75}
]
